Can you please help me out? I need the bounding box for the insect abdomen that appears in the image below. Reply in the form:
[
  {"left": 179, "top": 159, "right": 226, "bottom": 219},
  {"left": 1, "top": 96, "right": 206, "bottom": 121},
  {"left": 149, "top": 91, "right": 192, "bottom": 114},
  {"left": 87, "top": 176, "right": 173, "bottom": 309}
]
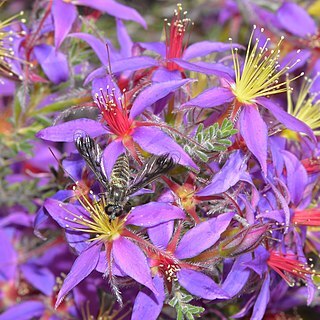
[{"left": 110, "top": 154, "right": 130, "bottom": 188}]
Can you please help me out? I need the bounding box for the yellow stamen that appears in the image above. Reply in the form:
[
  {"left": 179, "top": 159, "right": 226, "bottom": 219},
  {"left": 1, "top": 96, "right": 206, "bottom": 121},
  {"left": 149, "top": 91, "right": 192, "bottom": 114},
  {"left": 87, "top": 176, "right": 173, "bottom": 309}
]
[
  {"left": 286, "top": 74, "right": 320, "bottom": 135},
  {"left": 0, "top": 5, "right": 27, "bottom": 81},
  {"left": 60, "top": 187, "right": 126, "bottom": 242},
  {"left": 229, "top": 25, "right": 301, "bottom": 105}
]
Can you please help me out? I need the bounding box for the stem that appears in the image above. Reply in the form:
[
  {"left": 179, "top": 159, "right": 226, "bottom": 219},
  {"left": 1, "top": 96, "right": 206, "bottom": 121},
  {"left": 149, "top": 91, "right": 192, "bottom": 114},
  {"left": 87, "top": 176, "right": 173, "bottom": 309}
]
[{"left": 18, "top": 235, "right": 64, "bottom": 263}]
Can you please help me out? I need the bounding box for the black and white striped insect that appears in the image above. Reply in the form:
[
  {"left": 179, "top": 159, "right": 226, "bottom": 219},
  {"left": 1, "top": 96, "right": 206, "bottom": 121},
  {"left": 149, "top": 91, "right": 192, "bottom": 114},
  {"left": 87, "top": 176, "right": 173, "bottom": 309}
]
[{"left": 75, "top": 132, "right": 175, "bottom": 220}]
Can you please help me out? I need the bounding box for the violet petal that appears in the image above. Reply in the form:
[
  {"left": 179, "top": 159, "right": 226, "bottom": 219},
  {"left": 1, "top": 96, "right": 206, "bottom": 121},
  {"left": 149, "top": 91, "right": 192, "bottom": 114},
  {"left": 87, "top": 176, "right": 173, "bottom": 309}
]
[
  {"left": 111, "top": 56, "right": 158, "bottom": 74},
  {"left": 147, "top": 221, "right": 174, "bottom": 249},
  {"left": 183, "top": 41, "right": 243, "bottom": 60},
  {"left": 55, "top": 242, "right": 102, "bottom": 307},
  {"left": 132, "top": 275, "right": 165, "bottom": 320},
  {"left": 34, "top": 190, "right": 73, "bottom": 237},
  {"left": 65, "top": 230, "right": 91, "bottom": 254},
  {"left": 277, "top": 2, "right": 317, "bottom": 37},
  {"left": 52, "top": 0, "right": 77, "bottom": 48},
  {"left": 196, "top": 150, "right": 246, "bottom": 196},
  {"left": 280, "top": 49, "right": 311, "bottom": 73},
  {"left": 20, "top": 263, "right": 55, "bottom": 296},
  {"left": 69, "top": 33, "right": 112, "bottom": 65},
  {"left": 116, "top": 19, "right": 133, "bottom": 58},
  {"left": 222, "top": 254, "right": 251, "bottom": 297},
  {"left": 181, "top": 86, "right": 234, "bottom": 109},
  {"left": 33, "top": 44, "right": 69, "bottom": 84},
  {"left": 175, "top": 212, "right": 234, "bottom": 259},
  {"left": 112, "top": 237, "right": 156, "bottom": 294},
  {"left": 152, "top": 67, "right": 182, "bottom": 82},
  {"left": 74, "top": 0, "right": 147, "bottom": 28},
  {"left": 44, "top": 198, "right": 90, "bottom": 230},
  {"left": 281, "top": 150, "right": 308, "bottom": 206},
  {"left": 96, "top": 251, "right": 126, "bottom": 277},
  {"left": 126, "top": 202, "right": 185, "bottom": 227},
  {"left": 36, "top": 119, "right": 107, "bottom": 142},
  {"left": 0, "top": 301, "right": 45, "bottom": 320},
  {"left": 172, "top": 59, "right": 234, "bottom": 79},
  {"left": 132, "top": 126, "right": 198, "bottom": 171},
  {"left": 251, "top": 273, "right": 270, "bottom": 320},
  {"left": 177, "top": 269, "right": 229, "bottom": 300},
  {"left": 240, "top": 106, "right": 268, "bottom": 175},
  {"left": 137, "top": 41, "right": 166, "bottom": 56},
  {"left": 0, "top": 230, "right": 17, "bottom": 281},
  {"left": 257, "top": 97, "right": 316, "bottom": 143},
  {"left": 130, "top": 79, "right": 191, "bottom": 119},
  {"left": 0, "top": 212, "right": 34, "bottom": 228},
  {"left": 242, "top": 246, "right": 269, "bottom": 277}
]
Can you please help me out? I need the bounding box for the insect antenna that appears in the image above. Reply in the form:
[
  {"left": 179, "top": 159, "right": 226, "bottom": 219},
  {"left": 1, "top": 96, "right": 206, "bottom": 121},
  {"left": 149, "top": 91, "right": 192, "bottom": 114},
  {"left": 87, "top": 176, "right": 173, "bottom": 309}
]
[{"left": 48, "top": 147, "right": 77, "bottom": 184}]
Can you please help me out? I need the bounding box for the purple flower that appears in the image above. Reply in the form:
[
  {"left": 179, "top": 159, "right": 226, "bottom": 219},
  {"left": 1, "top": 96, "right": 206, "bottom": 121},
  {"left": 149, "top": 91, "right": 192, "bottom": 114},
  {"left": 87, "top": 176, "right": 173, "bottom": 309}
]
[
  {"left": 182, "top": 26, "right": 316, "bottom": 175},
  {"left": 162, "top": 150, "right": 250, "bottom": 223},
  {"left": 132, "top": 212, "right": 234, "bottom": 319},
  {"left": 52, "top": 0, "right": 146, "bottom": 49},
  {"left": 85, "top": 4, "right": 238, "bottom": 86},
  {"left": 37, "top": 74, "right": 198, "bottom": 173},
  {"left": 43, "top": 194, "right": 186, "bottom": 307},
  {"left": 277, "top": 2, "right": 317, "bottom": 38}
]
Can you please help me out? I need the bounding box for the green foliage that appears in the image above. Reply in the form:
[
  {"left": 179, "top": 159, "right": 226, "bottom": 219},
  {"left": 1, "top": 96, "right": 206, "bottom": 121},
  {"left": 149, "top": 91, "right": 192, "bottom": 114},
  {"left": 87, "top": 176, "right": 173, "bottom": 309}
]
[
  {"left": 184, "top": 119, "right": 238, "bottom": 162},
  {"left": 169, "top": 289, "right": 205, "bottom": 320}
]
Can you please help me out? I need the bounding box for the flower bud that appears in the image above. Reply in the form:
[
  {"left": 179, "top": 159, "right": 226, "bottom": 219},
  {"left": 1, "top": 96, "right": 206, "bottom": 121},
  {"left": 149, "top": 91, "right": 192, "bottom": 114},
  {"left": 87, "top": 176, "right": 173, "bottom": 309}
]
[{"left": 218, "top": 223, "right": 270, "bottom": 258}]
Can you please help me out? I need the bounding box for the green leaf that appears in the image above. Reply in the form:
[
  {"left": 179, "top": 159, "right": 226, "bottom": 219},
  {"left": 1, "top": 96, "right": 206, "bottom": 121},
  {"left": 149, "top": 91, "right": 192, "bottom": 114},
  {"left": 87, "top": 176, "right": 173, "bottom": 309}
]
[
  {"left": 177, "top": 307, "right": 184, "bottom": 320},
  {"left": 216, "top": 139, "right": 233, "bottom": 146},
  {"left": 31, "top": 96, "right": 92, "bottom": 116},
  {"left": 195, "top": 150, "right": 209, "bottom": 162},
  {"left": 169, "top": 288, "right": 204, "bottom": 320},
  {"left": 186, "top": 311, "right": 194, "bottom": 320},
  {"left": 212, "top": 145, "right": 227, "bottom": 151},
  {"left": 169, "top": 297, "right": 178, "bottom": 307},
  {"left": 182, "top": 295, "right": 193, "bottom": 303},
  {"left": 183, "top": 120, "right": 237, "bottom": 162}
]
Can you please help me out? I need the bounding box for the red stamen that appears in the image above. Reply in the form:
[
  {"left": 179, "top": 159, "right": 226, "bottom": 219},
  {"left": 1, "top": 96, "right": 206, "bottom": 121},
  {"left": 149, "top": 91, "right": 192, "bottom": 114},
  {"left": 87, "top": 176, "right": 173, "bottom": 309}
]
[
  {"left": 301, "top": 157, "right": 320, "bottom": 174},
  {"left": 267, "top": 250, "right": 315, "bottom": 285},
  {"left": 94, "top": 87, "right": 133, "bottom": 137},
  {"left": 292, "top": 208, "right": 320, "bottom": 226},
  {"left": 164, "top": 4, "right": 192, "bottom": 71}
]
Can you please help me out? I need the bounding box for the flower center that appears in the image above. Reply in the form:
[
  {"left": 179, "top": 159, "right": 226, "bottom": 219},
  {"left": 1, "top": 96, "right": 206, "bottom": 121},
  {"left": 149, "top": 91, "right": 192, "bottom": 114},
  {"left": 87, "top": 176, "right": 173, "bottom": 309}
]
[
  {"left": 151, "top": 255, "right": 181, "bottom": 282},
  {"left": 229, "top": 25, "right": 302, "bottom": 105},
  {"left": 286, "top": 75, "right": 320, "bottom": 136},
  {"left": 62, "top": 186, "right": 126, "bottom": 242},
  {"left": 0, "top": 10, "right": 25, "bottom": 81},
  {"left": 176, "top": 185, "right": 197, "bottom": 210},
  {"left": 94, "top": 87, "right": 133, "bottom": 137},
  {"left": 164, "top": 3, "right": 192, "bottom": 71}
]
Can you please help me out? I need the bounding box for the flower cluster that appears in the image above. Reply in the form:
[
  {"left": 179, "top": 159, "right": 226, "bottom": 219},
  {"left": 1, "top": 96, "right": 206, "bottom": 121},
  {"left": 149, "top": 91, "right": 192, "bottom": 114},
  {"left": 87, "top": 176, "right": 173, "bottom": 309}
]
[{"left": 1, "top": 1, "right": 320, "bottom": 320}]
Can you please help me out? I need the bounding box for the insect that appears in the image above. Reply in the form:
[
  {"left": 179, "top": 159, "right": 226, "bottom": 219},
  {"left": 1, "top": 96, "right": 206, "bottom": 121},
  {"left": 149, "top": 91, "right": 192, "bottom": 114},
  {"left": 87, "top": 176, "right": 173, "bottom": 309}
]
[{"left": 75, "top": 132, "right": 175, "bottom": 220}]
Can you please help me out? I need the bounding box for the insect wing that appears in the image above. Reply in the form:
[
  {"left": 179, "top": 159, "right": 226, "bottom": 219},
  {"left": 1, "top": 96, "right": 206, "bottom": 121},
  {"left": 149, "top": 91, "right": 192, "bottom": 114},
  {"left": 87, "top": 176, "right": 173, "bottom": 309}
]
[
  {"left": 127, "top": 153, "right": 174, "bottom": 196},
  {"left": 74, "top": 132, "right": 109, "bottom": 189}
]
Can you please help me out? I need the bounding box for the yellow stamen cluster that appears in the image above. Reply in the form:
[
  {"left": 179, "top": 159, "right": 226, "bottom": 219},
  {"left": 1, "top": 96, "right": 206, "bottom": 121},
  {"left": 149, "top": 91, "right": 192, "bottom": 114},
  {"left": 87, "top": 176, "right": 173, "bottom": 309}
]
[
  {"left": 229, "top": 25, "right": 302, "bottom": 105},
  {"left": 287, "top": 75, "right": 320, "bottom": 135},
  {"left": 59, "top": 185, "right": 125, "bottom": 242},
  {"left": 0, "top": 3, "right": 25, "bottom": 81}
]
